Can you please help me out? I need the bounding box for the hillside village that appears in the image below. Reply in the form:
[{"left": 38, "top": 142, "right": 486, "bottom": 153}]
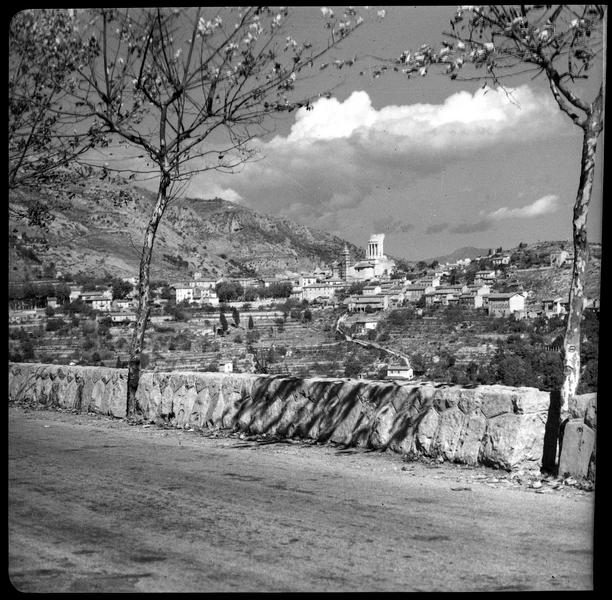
[{"left": 8, "top": 228, "right": 601, "bottom": 394}]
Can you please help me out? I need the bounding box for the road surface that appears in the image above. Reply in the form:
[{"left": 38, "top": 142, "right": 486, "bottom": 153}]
[{"left": 9, "top": 406, "right": 595, "bottom": 592}]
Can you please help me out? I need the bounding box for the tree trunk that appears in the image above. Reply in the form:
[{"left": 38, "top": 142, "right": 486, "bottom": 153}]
[
  {"left": 542, "top": 100, "right": 602, "bottom": 472},
  {"left": 560, "top": 105, "right": 602, "bottom": 413},
  {"left": 126, "top": 173, "right": 171, "bottom": 418}
]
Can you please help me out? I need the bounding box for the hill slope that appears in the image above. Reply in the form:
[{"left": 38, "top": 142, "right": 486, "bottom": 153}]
[{"left": 9, "top": 178, "right": 364, "bottom": 282}]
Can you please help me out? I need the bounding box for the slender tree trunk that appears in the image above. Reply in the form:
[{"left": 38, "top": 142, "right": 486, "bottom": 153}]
[
  {"left": 126, "top": 172, "right": 171, "bottom": 418},
  {"left": 542, "top": 100, "right": 602, "bottom": 472},
  {"left": 560, "top": 105, "right": 602, "bottom": 413}
]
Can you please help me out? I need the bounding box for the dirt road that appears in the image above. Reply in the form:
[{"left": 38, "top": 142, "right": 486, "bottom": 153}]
[{"left": 9, "top": 406, "right": 594, "bottom": 592}]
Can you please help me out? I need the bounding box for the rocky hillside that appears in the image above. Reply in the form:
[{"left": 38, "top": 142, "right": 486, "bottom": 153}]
[{"left": 9, "top": 177, "right": 364, "bottom": 282}]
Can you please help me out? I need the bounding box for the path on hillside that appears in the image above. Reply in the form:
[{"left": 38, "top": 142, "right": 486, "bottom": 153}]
[
  {"left": 9, "top": 407, "right": 594, "bottom": 592},
  {"left": 335, "top": 311, "right": 412, "bottom": 366}
]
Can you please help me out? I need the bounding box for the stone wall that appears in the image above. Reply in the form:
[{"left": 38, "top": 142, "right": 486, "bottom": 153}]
[{"left": 8, "top": 362, "right": 552, "bottom": 470}]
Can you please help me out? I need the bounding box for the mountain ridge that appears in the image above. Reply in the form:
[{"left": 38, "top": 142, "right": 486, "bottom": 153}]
[{"left": 9, "top": 177, "right": 365, "bottom": 282}]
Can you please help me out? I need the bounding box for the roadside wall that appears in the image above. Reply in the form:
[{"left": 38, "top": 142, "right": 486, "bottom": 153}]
[{"left": 8, "top": 362, "right": 551, "bottom": 470}]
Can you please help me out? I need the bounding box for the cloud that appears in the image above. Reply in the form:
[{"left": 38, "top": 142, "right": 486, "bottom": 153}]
[
  {"left": 449, "top": 194, "right": 561, "bottom": 234},
  {"left": 191, "top": 184, "right": 243, "bottom": 204},
  {"left": 488, "top": 194, "right": 560, "bottom": 220},
  {"left": 190, "top": 86, "right": 565, "bottom": 230},
  {"left": 425, "top": 222, "right": 449, "bottom": 234}
]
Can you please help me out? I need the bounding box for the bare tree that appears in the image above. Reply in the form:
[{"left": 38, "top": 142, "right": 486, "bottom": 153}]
[
  {"left": 58, "top": 7, "right": 369, "bottom": 417},
  {"left": 373, "top": 5, "right": 605, "bottom": 415},
  {"left": 9, "top": 9, "right": 102, "bottom": 226}
]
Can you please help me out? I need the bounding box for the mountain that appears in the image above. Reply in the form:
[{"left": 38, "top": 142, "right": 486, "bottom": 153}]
[
  {"left": 9, "top": 177, "right": 365, "bottom": 282},
  {"left": 426, "top": 246, "right": 491, "bottom": 265}
]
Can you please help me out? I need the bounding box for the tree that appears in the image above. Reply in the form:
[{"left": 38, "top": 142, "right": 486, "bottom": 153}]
[
  {"left": 231, "top": 306, "right": 240, "bottom": 328},
  {"left": 9, "top": 10, "right": 100, "bottom": 227},
  {"left": 111, "top": 278, "right": 133, "bottom": 300},
  {"left": 219, "top": 311, "right": 229, "bottom": 335},
  {"left": 248, "top": 315, "right": 254, "bottom": 330},
  {"left": 47, "top": 7, "right": 370, "bottom": 416},
  {"left": 414, "top": 6, "right": 603, "bottom": 411},
  {"left": 370, "top": 4, "right": 604, "bottom": 468}
]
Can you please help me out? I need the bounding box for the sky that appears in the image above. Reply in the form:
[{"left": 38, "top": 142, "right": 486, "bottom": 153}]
[{"left": 96, "top": 6, "right": 605, "bottom": 261}]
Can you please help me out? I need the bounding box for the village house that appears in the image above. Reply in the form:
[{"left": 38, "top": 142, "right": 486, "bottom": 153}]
[
  {"left": 79, "top": 291, "right": 113, "bottom": 311},
  {"left": 108, "top": 311, "right": 137, "bottom": 324},
  {"left": 301, "top": 282, "right": 339, "bottom": 303},
  {"left": 404, "top": 284, "right": 434, "bottom": 302},
  {"left": 190, "top": 276, "right": 220, "bottom": 289},
  {"left": 549, "top": 249, "right": 569, "bottom": 267},
  {"left": 386, "top": 358, "right": 414, "bottom": 380},
  {"left": 416, "top": 275, "right": 441, "bottom": 288},
  {"left": 541, "top": 297, "right": 566, "bottom": 316},
  {"left": 467, "top": 283, "right": 491, "bottom": 296},
  {"left": 487, "top": 292, "right": 526, "bottom": 317},
  {"left": 346, "top": 294, "right": 389, "bottom": 312},
  {"left": 474, "top": 269, "right": 497, "bottom": 284},
  {"left": 362, "top": 284, "right": 382, "bottom": 295},
  {"left": 352, "top": 316, "right": 379, "bottom": 335},
  {"left": 491, "top": 255, "right": 511, "bottom": 266},
  {"left": 298, "top": 275, "right": 318, "bottom": 287},
  {"left": 112, "top": 298, "right": 134, "bottom": 311},
  {"left": 174, "top": 284, "right": 196, "bottom": 304},
  {"left": 458, "top": 292, "right": 485, "bottom": 309},
  {"left": 69, "top": 285, "right": 83, "bottom": 302}
]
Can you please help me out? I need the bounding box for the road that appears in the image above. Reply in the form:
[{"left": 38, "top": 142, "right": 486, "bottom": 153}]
[{"left": 9, "top": 406, "right": 595, "bottom": 592}]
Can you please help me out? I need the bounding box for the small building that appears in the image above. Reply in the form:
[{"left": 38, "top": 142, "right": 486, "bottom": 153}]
[
  {"left": 491, "top": 255, "right": 511, "bottom": 266},
  {"left": 475, "top": 270, "right": 497, "bottom": 284},
  {"left": 458, "top": 292, "right": 484, "bottom": 309},
  {"left": 416, "top": 275, "right": 441, "bottom": 288},
  {"left": 550, "top": 250, "right": 569, "bottom": 267},
  {"left": 404, "top": 284, "right": 434, "bottom": 302},
  {"left": 219, "top": 362, "right": 233, "bottom": 374},
  {"left": 541, "top": 297, "right": 566, "bottom": 316},
  {"left": 347, "top": 294, "right": 389, "bottom": 312},
  {"left": 46, "top": 296, "right": 59, "bottom": 309},
  {"left": 487, "top": 292, "right": 526, "bottom": 317},
  {"left": 108, "top": 311, "right": 137, "bottom": 323},
  {"left": 386, "top": 358, "right": 414, "bottom": 380},
  {"left": 353, "top": 316, "right": 379, "bottom": 334}
]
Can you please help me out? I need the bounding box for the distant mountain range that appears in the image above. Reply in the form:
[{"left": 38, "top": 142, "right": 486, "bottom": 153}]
[
  {"left": 9, "top": 176, "right": 365, "bottom": 282},
  {"left": 424, "top": 246, "right": 492, "bottom": 265}
]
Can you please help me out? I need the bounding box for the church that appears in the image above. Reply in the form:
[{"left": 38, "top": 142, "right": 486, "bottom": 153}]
[{"left": 331, "top": 233, "right": 396, "bottom": 282}]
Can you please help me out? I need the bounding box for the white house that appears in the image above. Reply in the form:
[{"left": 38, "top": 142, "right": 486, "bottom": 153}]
[
  {"left": 487, "top": 292, "right": 526, "bottom": 317},
  {"left": 386, "top": 358, "right": 414, "bottom": 380}
]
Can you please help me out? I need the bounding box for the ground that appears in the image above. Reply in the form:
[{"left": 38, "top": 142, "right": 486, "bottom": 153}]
[{"left": 9, "top": 405, "right": 595, "bottom": 592}]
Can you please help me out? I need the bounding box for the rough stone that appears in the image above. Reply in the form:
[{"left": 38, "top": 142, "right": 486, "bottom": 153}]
[
  {"left": 414, "top": 407, "right": 440, "bottom": 455},
  {"left": 479, "top": 388, "right": 515, "bottom": 419},
  {"left": 481, "top": 413, "right": 546, "bottom": 469},
  {"left": 455, "top": 411, "right": 487, "bottom": 465},
  {"left": 432, "top": 406, "right": 466, "bottom": 460},
  {"left": 511, "top": 387, "right": 550, "bottom": 414},
  {"left": 558, "top": 420, "right": 596, "bottom": 479}
]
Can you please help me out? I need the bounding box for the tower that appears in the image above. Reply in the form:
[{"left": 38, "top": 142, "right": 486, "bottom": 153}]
[
  {"left": 366, "top": 234, "right": 385, "bottom": 260},
  {"left": 340, "top": 244, "right": 351, "bottom": 281}
]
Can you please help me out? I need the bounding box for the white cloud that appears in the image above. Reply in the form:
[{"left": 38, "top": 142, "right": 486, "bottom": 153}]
[
  {"left": 489, "top": 194, "right": 560, "bottom": 220},
  {"left": 191, "top": 184, "right": 243, "bottom": 204},
  {"left": 189, "top": 85, "right": 567, "bottom": 230}
]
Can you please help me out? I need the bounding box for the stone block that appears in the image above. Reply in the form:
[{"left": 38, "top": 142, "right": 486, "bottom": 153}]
[
  {"left": 481, "top": 412, "right": 546, "bottom": 469},
  {"left": 568, "top": 393, "right": 597, "bottom": 420},
  {"left": 433, "top": 386, "right": 461, "bottom": 412},
  {"left": 558, "top": 420, "right": 596, "bottom": 479},
  {"left": 414, "top": 407, "right": 439, "bottom": 455},
  {"left": 511, "top": 387, "right": 550, "bottom": 414},
  {"left": 480, "top": 387, "right": 514, "bottom": 419},
  {"left": 432, "top": 406, "right": 466, "bottom": 460},
  {"left": 454, "top": 412, "right": 487, "bottom": 465}
]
